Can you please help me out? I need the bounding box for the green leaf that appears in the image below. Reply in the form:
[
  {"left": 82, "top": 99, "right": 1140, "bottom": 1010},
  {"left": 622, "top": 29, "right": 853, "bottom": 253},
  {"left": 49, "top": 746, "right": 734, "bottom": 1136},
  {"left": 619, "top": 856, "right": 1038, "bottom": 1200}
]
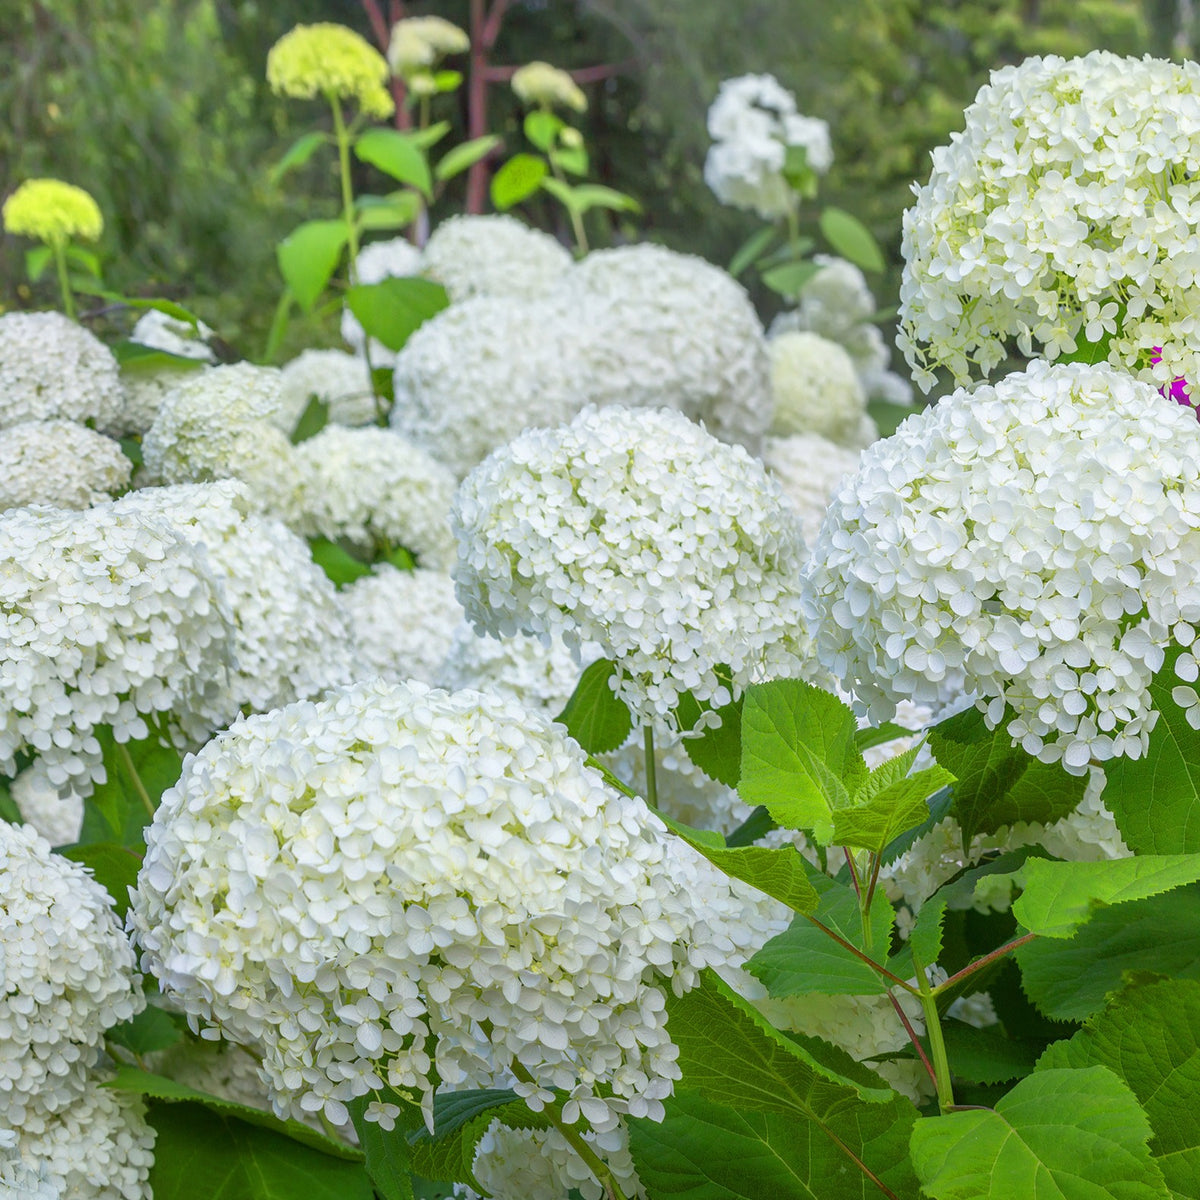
[
  {"left": 490, "top": 153, "right": 547, "bottom": 210},
  {"left": 553, "top": 183, "right": 641, "bottom": 215},
  {"left": 1012, "top": 854, "right": 1200, "bottom": 939},
  {"left": 724, "top": 805, "right": 777, "bottom": 847},
  {"left": 739, "top": 679, "right": 866, "bottom": 841},
  {"left": 147, "top": 1101, "right": 371, "bottom": 1200},
  {"left": 1105, "top": 648, "right": 1200, "bottom": 853},
  {"left": 1016, "top": 886, "right": 1200, "bottom": 1021},
  {"left": 834, "top": 760, "right": 955, "bottom": 856},
  {"left": 656, "top": 810, "right": 819, "bottom": 914},
  {"left": 355, "top": 192, "right": 422, "bottom": 232},
  {"left": 728, "top": 226, "right": 779, "bottom": 278},
  {"left": 867, "top": 398, "right": 914, "bottom": 436},
  {"left": 746, "top": 868, "right": 895, "bottom": 996},
  {"left": 349, "top": 1097, "right": 415, "bottom": 1200},
  {"left": 435, "top": 135, "right": 502, "bottom": 183},
  {"left": 760, "top": 259, "right": 822, "bottom": 296},
  {"left": 819, "top": 207, "right": 885, "bottom": 273},
  {"left": 939, "top": 1020, "right": 1039, "bottom": 1085},
  {"left": 113, "top": 340, "right": 207, "bottom": 371},
  {"left": 0, "top": 780, "right": 20, "bottom": 825},
  {"left": 308, "top": 538, "right": 373, "bottom": 588},
  {"left": 277, "top": 219, "right": 349, "bottom": 312},
  {"left": 523, "top": 110, "right": 564, "bottom": 152},
  {"left": 554, "top": 659, "right": 632, "bottom": 755},
  {"left": 549, "top": 144, "right": 589, "bottom": 176},
  {"left": 60, "top": 842, "right": 143, "bottom": 917},
  {"left": 289, "top": 396, "right": 329, "bottom": 445},
  {"left": 82, "top": 727, "right": 183, "bottom": 847},
  {"left": 411, "top": 122, "right": 451, "bottom": 150},
  {"left": 433, "top": 70, "right": 462, "bottom": 92},
  {"left": 855, "top": 721, "right": 917, "bottom": 753},
  {"left": 1038, "top": 979, "right": 1200, "bottom": 1198},
  {"left": 928, "top": 705, "right": 1088, "bottom": 846},
  {"left": 25, "top": 245, "right": 53, "bottom": 282},
  {"left": 269, "top": 131, "right": 329, "bottom": 183},
  {"left": 345, "top": 277, "right": 448, "bottom": 353},
  {"left": 65, "top": 244, "right": 102, "bottom": 277},
  {"left": 107, "top": 1004, "right": 184, "bottom": 1055},
  {"left": 354, "top": 128, "right": 433, "bottom": 199},
  {"left": 909, "top": 1066, "right": 1170, "bottom": 1200},
  {"left": 674, "top": 671, "right": 742, "bottom": 788}
]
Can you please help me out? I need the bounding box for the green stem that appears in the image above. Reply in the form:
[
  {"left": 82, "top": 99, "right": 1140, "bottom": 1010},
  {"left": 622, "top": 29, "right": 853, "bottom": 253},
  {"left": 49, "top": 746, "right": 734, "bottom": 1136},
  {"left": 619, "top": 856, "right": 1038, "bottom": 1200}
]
[
  {"left": 805, "top": 914, "right": 917, "bottom": 994},
  {"left": 419, "top": 94, "right": 431, "bottom": 131},
  {"left": 844, "top": 849, "right": 873, "bottom": 953},
  {"left": 117, "top": 740, "right": 156, "bottom": 821},
  {"left": 912, "top": 946, "right": 954, "bottom": 1114},
  {"left": 548, "top": 153, "right": 589, "bottom": 255},
  {"left": 53, "top": 241, "right": 76, "bottom": 320},
  {"left": 643, "top": 725, "right": 657, "bottom": 810},
  {"left": 785, "top": 204, "right": 801, "bottom": 256},
  {"left": 507, "top": 1059, "right": 629, "bottom": 1200}
]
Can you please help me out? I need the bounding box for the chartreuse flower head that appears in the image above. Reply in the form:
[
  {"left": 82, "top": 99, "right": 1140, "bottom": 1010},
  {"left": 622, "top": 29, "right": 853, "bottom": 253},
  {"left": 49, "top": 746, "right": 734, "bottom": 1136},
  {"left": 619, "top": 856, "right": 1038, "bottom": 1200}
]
[
  {"left": 511, "top": 61, "right": 587, "bottom": 112},
  {"left": 387, "top": 15, "right": 469, "bottom": 78},
  {"left": 266, "top": 23, "right": 394, "bottom": 119},
  {"left": 2, "top": 179, "right": 103, "bottom": 245}
]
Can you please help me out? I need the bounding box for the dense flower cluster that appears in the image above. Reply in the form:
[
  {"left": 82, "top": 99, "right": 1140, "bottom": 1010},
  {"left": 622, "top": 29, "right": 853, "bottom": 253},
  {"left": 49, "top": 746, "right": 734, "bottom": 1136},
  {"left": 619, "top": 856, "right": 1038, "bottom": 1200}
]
[
  {"left": 292, "top": 426, "right": 456, "bottom": 566},
  {"left": 0, "top": 1132, "right": 57, "bottom": 1200},
  {"left": 511, "top": 61, "right": 587, "bottom": 111},
  {"left": 454, "top": 406, "right": 811, "bottom": 725},
  {"left": 704, "top": 74, "right": 832, "bottom": 218},
  {"left": 803, "top": 361, "right": 1200, "bottom": 770},
  {"left": 898, "top": 51, "right": 1200, "bottom": 393},
  {"left": 761, "top": 433, "right": 863, "bottom": 546},
  {"left": 280, "top": 349, "right": 376, "bottom": 428},
  {"left": 130, "top": 309, "right": 216, "bottom": 361},
  {"left": 421, "top": 215, "right": 571, "bottom": 303},
  {"left": 767, "top": 331, "right": 873, "bottom": 446},
  {"left": 10, "top": 766, "right": 84, "bottom": 848},
  {"left": 2, "top": 179, "right": 103, "bottom": 244},
  {"left": 266, "top": 23, "right": 393, "bottom": 118},
  {"left": 0, "top": 312, "right": 124, "bottom": 431},
  {"left": 0, "top": 821, "right": 143, "bottom": 1126},
  {"left": 0, "top": 500, "right": 234, "bottom": 791},
  {"left": 342, "top": 238, "right": 423, "bottom": 365},
  {"left": 130, "top": 680, "right": 782, "bottom": 1131},
  {"left": 387, "top": 15, "right": 469, "bottom": 76},
  {"left": 340, "top": 566, "right": 463, "bottom": 683},
  {"left": 117, "top": 308, "right": 215, "bottom": 437},
  {"left": 0, "top": 420, "right": 130, "bottom": 510}
]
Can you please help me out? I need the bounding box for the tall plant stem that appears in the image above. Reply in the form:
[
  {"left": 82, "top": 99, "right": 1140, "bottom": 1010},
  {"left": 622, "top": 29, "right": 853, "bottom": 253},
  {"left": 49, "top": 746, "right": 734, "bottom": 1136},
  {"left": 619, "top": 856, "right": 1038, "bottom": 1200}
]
[
  {"left": 912, "top": 946, "right": 954, "bottom": 1114},
  {"left": 548, "top": 156, "right": 588, "bottom": 255},
  {"left": 53, "top": 241, "right": 76, "bottom": 319},
  {"left": 643, "top": 725, "right": 657, "bottom": 809}
]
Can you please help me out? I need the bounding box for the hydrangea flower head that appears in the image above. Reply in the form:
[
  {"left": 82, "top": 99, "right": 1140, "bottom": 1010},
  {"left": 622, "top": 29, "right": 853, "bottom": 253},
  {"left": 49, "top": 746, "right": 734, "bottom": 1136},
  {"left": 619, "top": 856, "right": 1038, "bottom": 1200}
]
[
  {"left": 3, "top": 179, "right": 103, "bottom": 244},
  {"left": 767, "top": 330, "right": 870, "bottom": 446},
  {"left": 511, "top": 62, "right": 587, "bottom": 112},
  {"left": 898, "top": 50, "right": 1200, "bottom": 393},
  {"left": 802, "top": 361, "right": 1200, "bottom": 772},
  {"left": 267, "top": 23, "right": 393, "bottom": 118},
  {"left": 130, "top": 679, "right": 783, "bottom": 1131},
  {"left": 0, "top": 421, "right": 130, "bottom": 511},
  {"left": 421, "top": 215, "right": 571, "bottom": 303},
  {"left": 387, "top": 16, "right": 469, "bottom": 76},
  {"left": 453, "top": 405, "right": 812, "bottom": 725}
]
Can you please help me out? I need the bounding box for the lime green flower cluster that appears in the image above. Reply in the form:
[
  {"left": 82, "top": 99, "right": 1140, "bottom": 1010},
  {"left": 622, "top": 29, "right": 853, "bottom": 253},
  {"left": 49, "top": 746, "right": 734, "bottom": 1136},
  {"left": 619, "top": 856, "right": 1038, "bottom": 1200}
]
[
  {"left": 267, "top": 23, "right": 394, "bottom": 119},
  {"left": 2, "top": 178, "right": 103, "bottom": 245},
  {"left": 511, "top": 61, "right": 587, "bottom": 113}
]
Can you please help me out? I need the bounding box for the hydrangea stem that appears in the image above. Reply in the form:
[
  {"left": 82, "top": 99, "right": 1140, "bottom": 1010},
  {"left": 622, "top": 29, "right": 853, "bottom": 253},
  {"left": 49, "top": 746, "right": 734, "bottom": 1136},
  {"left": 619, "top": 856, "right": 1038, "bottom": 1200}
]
[
  {"left": 911, "top": 946, "right": 954, "bottom": 1114},
  {"left": 116, "top": 740, "right": 156, "bottom": 820},
  {"left": 53, "top": 241, "right": 77, "bottom": 320},
  {"left": 643, "top": 725, "right": 657, "bottom": 810}
]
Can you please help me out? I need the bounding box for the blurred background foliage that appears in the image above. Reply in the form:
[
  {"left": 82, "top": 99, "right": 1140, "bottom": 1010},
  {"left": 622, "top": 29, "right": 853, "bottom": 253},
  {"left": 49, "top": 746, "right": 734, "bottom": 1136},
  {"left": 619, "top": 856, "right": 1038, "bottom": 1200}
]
[{"left": 0, "top": 0, "right": 1190, "bottom": 355}]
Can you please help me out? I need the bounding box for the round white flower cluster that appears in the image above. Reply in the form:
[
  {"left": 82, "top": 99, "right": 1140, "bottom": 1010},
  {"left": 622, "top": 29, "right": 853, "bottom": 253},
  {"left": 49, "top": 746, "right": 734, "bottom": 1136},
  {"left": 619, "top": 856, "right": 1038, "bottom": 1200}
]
[
  {"left": 292, "top": 426, "right": 457, "bottom": 567},
  {"left": 280, "top": 348, "right": 377, "bottom": 429},
  {"left": 0, "top": 1136, "right": 58, "bottom": 1200},
  {"left": 802, "top": 361, "right": 1200, "bottom": 771},
  {"left": 761, "top": 433, "right": 863, "bottom": 547},
  {"left": 391, "top": 295, "right": 593, "bottom": 478},
  {"left": 113, "top": 482, "right": 353, "bottom": 715},
  {"left": 130, "top": 679, "right": 782, "bottom": 1131},
  {"left": 704, "top": 73, "right": 832, "bottom": 218},
  {"left": 898, "top": 50, "right": 1200, "bottom": 393},
  {"left": 0, "top": 312, "right": 124, "bottom": 432},
  {"left": 342, "top": 237, "right": 423, "bottom": 366},
  {"left": 421, "top": 215, "right": 571, "bottom": 303},
  {"left": 10, "top": 765, "right": 84, "bottom": 848},
  {"left": 340, "top": 566, "right": 463, "bottom": 684},
  {"left": 436, "top": 626, "right": 587, "bottom": 715},
  {"left": 115, "top": 361, "right": 206, "bottom": 438},
  {"left": 141, "top": 363, "right": 302, "bottom": 518},
  {"left": 560, "top": 245, "right": 773, "bottom": 452},
  {"left": 0, "top": 501, "right": 234, "bottom": 791},
  {"left": 767, "top": 331, "right": 873, "bottom": 447},
  {"left": 453, "top": 406, "right": 811, "bottom": 726},
  {"left": 0, "top": 821, "right": 143, "bottom": 1126},
  {"left": 0, "top": 420, "right": 130, "bottom": 510}
]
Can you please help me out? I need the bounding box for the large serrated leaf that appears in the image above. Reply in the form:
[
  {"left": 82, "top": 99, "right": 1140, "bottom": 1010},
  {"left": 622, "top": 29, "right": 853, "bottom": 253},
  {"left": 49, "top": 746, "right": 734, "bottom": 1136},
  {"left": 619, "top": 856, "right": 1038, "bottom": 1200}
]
[
  {"left": 277, "top": 219, "right": 348, "bottom": 312},
  {"left": 354, "top": 128, "right": 432, "bottom": 198},
  {"left": 554, "top": 658, "right": 632, "bottom": 755},
  {"left": 834, "top": 763, "right": 955, "bottom": 855}
]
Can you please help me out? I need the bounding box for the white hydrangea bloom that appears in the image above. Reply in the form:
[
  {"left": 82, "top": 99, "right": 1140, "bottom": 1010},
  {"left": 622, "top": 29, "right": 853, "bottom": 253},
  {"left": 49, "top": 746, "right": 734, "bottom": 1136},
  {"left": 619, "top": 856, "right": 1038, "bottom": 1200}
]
[
  {"left": 767, "top": 332, "right": 872, "bottom": 446},
  {"left": 0, "top": 421, "right": 130, "bottom": 510},
  {"left": 436, "top": 625, "right": 588, "bottom": 714},
  {"left": 342, "top": 237, "right": 423, "bottom": 367},
  {"left": 0, "top": 501, "right": 235, "bottom": 791},
  {"left": 13, "top": 1074, "right": 154, "bottom": 1200},
  {"left": 10, "top": 765, "right": 84, "bottom": 848},
  {"left": 279, "top": 349, "right": 377, "bottom": 430},
  {"left": 0, "top": 821, "right": 143, "bottom": 1125},
  {"left": 761, "top": 433, "right": 862, "bottom": 546},
  {"left": 558, "top": 245, "right": 773, "bottom": 451},
  {"left": 112, "top": 482, "right": 353, "bottom": 714},
  {"left": 704, "top": 74, "right": 832, "bottom": 218},
  {"left": 0, "top": 312, "right": 124, "bottom": 431},
  {"left": 453, "top": 406, "right": 812, "bottom": 726},
  {"left": 0, "top": 1149, "right": 59, "bottom": 1200},
  {"left": 421, "top": 215, "right": 571, "bottom": 303},
  {"left": 804, "top": 361, "right": 1200, "bottom": 772},
  {"left": 141, "top": 363, "right": 303, "bottom": 519},
  {"left": 131, "top": 679, "right": 783, "bottom": 1131},
  {"left": 130, "top": 309, "right": 216, "bottom": 362},
  {"left": 115, "top": 362, "right": 207, "bottom": 438},
  {"left": 391, "top": 295, "right": 594, "bottom": 478},
  {"left": 461, "top": 1119, "right": 644, "bottom": 1200},
  {"left": 341, "top": 566, "right": 462, "bottom": 684},
  {"left": 291, "top": 425, "right": 456, "bottom": 567},
  {"left": 898, "top": 51, "right": 1200, "bottom": 393}
]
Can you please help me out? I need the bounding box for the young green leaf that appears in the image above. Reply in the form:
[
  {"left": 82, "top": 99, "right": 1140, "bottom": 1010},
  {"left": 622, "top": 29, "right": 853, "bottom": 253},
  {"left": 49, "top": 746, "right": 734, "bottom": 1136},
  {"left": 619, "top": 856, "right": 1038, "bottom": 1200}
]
[
  {"left": 833, "top": 757, "right": 955, "bottom": 856},
  {"left": 550, "top": 183, "right": 640, "bottom": 215},
  {"left": 760, "top": 260, "right": 822, "bottom": 296},
  {"left": 549, "top": 144, "right": 589, "bottom": 176},
  {"left": 112, "top": 341, "right": 207, "bottom": 371},
  {"left": 523, "top": 109, "right": 564, "bottom": 152},
  {"left": 25, "top": 245, "right": 53, "bottom": 282},
  {"left": 728, "top": 226, "right": 779, "bottom": 279},
  {"left": 289, "top": 396, "right": 329, "bottom": 445},
  {"left": 344, "top": 277, "right": 449, "bottom": 353},
  {"left": 269, "top": 130, "right": 329, "bottom": 183},
  {"left": 554, "top": 658, "right": 633, "bottom": 755},
  {"left": 818, "top": 206, "right": 885, "bottom": 272},
  {"left": 355, "top": 192, "right": 422, "bottom": 232},
  {"left": 435, "top": 135, "right": 502, "bottom": 183},
  {"left": 308, "top": 538, "right": 373, "bottom": 588},
  {"left": 490, "top": 154, "right": 547, "bottom": 210},
  {"left": 354, "top": 128, "right": 433, "bottom": 199},
  {"left": 277, "top": 219, "right": 348, "bottom": 312},
  {"left": 60, "top": 842, "right": 143, "bottom": 917}
]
